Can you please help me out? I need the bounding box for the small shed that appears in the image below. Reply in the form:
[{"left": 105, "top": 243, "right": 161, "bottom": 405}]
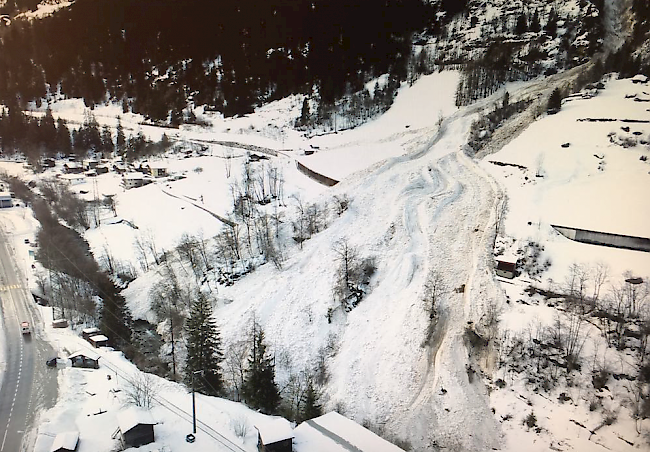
[
  {"left": 0, "top": 192, "right": 12, "bottom": 208},
  {"left": 632, "top": 74, "right": 648, "bottom": 84},
  {"left": 496, "top": 256, "right": 517, "bottom": 279},
  {"left": 88, "top": 334, "right": 109, "bottom": 348},
  {"left": 50, "top": 431, "right": 79, "bottom": 452},
  {"left": 82, "top": 327, "right": 101, "bottom": 341},
  {"left": 68, "top": 351, "right": 100, "bottom": 369},
  {"left": 116, "top": 407, "right": 156, "bottom": 448},
  {"left": 255, "top": 418, "right": 294, "bottom": 452}
]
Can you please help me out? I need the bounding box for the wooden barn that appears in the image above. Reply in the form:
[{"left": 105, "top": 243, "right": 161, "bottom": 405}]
[
  {"left": 255, "top": 417, "right": 294, "bottom": 452},
  {"left": 115, "top": 407, "right": 156, "bottom": 448},
  {"left": 68, "top": 351, "right": 100, "bottom": 369},
  {"left": 50, "top": 431, "right": 79, "bottom": 452}
]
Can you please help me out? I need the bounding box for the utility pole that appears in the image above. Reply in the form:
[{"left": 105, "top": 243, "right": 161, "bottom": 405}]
[{"left": 191, "top": 370, "right": 202, "bottom": 434}]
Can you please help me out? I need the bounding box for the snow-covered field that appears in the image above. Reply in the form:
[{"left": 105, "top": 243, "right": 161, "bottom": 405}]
[{"left": 1, "top": 71, "right": 649, "bottom": 451}]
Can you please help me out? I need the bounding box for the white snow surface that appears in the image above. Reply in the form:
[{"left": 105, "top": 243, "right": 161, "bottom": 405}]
[{"left": 2, "top": 71, "right": 649, "bottom": 452}]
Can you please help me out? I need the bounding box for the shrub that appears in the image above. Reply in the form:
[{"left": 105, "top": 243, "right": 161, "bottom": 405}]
[{"left": 524, "top": 411, "right": 537, "bottom": 428}]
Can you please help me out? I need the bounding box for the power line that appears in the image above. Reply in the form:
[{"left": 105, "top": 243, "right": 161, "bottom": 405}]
[{"left": 35, "top": 205, "right": 246, "bottom": 451}]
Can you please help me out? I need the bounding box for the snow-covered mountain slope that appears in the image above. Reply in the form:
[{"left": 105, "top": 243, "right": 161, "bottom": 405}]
[{"left": 4, "top": 68, "right": 650, "bottom": 452}]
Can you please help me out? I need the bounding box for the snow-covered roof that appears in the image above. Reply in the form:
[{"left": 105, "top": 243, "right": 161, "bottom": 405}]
[
  {"left": 68, "top": 350, "right": 99, "bottom": 361},
  {"left": 123, "top": 173, "right": 145, "bottom": 180},
  {"left": 0, "top": 191, "right": 11, "bottom": 198},
  {"left": 50, "top": 431, "right": 79, "bottom": 452},
  {"left": 293, "top": 412, "right": 404, "bottom": 452},
  {"left": 631, "top": 74, "right": 648, "bottom": 83},
  {"left": 255, "top": 417, "right": 294, "bottom": 444},
  {"left": 117, "top": 407, "right": 156, "bottom": 434},
  {"left": 148, "top": 162, "right": 167, "bottom": 169},
  {"left": 82, "top": 327, "right": 100, "bottom": 334},
  {"left": 496, "top": 254, "right": 517, "bottom": 264},
  {"left": 89, "top": 334, "right": 108, "bottom": 342}
]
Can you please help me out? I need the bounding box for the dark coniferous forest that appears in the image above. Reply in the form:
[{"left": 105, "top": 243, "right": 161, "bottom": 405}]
[{"left": 0, "top": 0, "right": 438, "bottom": 120}]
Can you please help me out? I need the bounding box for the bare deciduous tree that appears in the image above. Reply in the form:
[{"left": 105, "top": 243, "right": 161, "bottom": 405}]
[
  {"left": 224, "top": 339, "right": 249, "bottom": 401},
  {"left": 122, "top": 372, "right": 161, "bottom": 409}
]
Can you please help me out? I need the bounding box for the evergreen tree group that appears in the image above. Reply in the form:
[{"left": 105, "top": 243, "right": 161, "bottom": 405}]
[
  {"left": 0, "top": 0, "right": 433, "bottom": 122},
  {"left": 184, "top": 295, "right": 224, "bottom": 396}
]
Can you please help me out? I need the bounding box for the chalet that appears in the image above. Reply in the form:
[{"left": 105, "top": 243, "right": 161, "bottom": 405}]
[
  {"left": 81, "top": 327, "right": 101, "bottom": 341},
  {"left": 95, "top": 166, "right": 109, "bottom": 175},
  {"left": 114, "top": 407, "right": 156, "bottom": 448},
  {"left": 147, "top": 163, "right": 168, "bottom": 178},
  {"left": 63, "top": 162, "right": 84, "bottom": 174},
  {"left": 59, "top": 174, "right": 86, "bottom": 186},
  {"left": 632, "top": 74, "right": 648, "bottom": 84},
  {"left": 88, "top": 334, "right": 109, "bottom": 348},
  {"left": 293, "top": 412, "right": 405, "bottom": 452},
  {"left": 255, "top": 418, "right": 294, "bottom": 452},
  {"left": 122, "top": 173, "right": 146, "bottom": 189},
  {"left": 495, "top": 255, "right": 517, "bottom": 279},
  {"left": 68, "top": 351, "right": 100, "bottom": 369},
  {"left": 82, "top": 159, "right": 99, "bottom": 170},
  {"left": 50, "top": 431, "right": 79, "bottom": 452},
  {"left": 0, "top": 192, "right": 12, "bottom": 208}
]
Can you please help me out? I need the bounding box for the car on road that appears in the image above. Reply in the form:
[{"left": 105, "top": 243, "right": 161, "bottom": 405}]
[{"left": 21, "top": 321, "right": 31, "bottom": 335}]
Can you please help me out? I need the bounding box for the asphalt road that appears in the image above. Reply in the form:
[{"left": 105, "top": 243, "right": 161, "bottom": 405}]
[{"left": 0, "top": 227, "right": 57, "bottom": 452}]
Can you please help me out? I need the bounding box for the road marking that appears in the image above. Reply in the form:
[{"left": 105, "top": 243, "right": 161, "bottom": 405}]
[
  {"left": 1, "top": 426, "right": 8, "bottom": 451},
  {"left": 0, "top": 284, "right": 21, "bottom": 291}
]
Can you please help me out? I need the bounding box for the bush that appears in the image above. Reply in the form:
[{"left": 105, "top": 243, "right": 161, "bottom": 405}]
[{"left": 524, "top": 411, "right": 537, "bottom": 428}]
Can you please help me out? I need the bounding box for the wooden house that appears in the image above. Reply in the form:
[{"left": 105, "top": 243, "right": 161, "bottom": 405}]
[
  {"left": 68, "top": 351, "right": 100, "bottom": 369},
  {"left": 147, "top": 163, "right": 168, "bottom": 178},
  {"left": 88, "top": 334, "right": 109, "bottom": 348},
  {"left": 255, "top": 418, "right": 294, "bottom": 452},
  {"left": 81, "top": 327, "right": 101, "bottom": 341},
  {"left": 495, "top": 255, "right": 517, "bottom": 279},
  {"left": 115, "top": 407, "right": 156, "bottom": 448},
  {"left": 50, "top": 431, "right": 79, "bottom": 452},
  {"left": 122, "top": 173, "right": 147, "bottom": 189}
]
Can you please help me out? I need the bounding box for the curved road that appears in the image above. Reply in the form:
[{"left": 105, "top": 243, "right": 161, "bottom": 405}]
[{"left": 0, "top": 226, "right": 57, "bottom": 452}]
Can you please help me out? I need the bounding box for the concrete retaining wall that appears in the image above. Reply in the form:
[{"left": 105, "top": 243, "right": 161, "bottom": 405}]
[
  {"left": 295, "top": 161, "right": 339, "bottom": 187},
  {"left": 552, "top": 225, "right": 650, "bottom": 252}
]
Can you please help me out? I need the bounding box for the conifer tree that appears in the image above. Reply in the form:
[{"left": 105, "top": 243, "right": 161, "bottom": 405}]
[
  {"left": 242, "top": 323, "right": 280, "bottom": 414},
  {"left": 97, "top": 273, "right": 132, "bottom": 347},
  {"left": 300, "top": 379, "right": 322, "bottom": 422},
  {"left": 299, "top": 97, "right": 310, "bottom": 125},
  {"left": 547, "top": 87, "right": 562, "bottom": 114},
  {"left": 116, "top": 118, "right": 126, "bottom": 156},
  {"left": 184, "top": 294, "right": 224, "bottom": 396}
]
